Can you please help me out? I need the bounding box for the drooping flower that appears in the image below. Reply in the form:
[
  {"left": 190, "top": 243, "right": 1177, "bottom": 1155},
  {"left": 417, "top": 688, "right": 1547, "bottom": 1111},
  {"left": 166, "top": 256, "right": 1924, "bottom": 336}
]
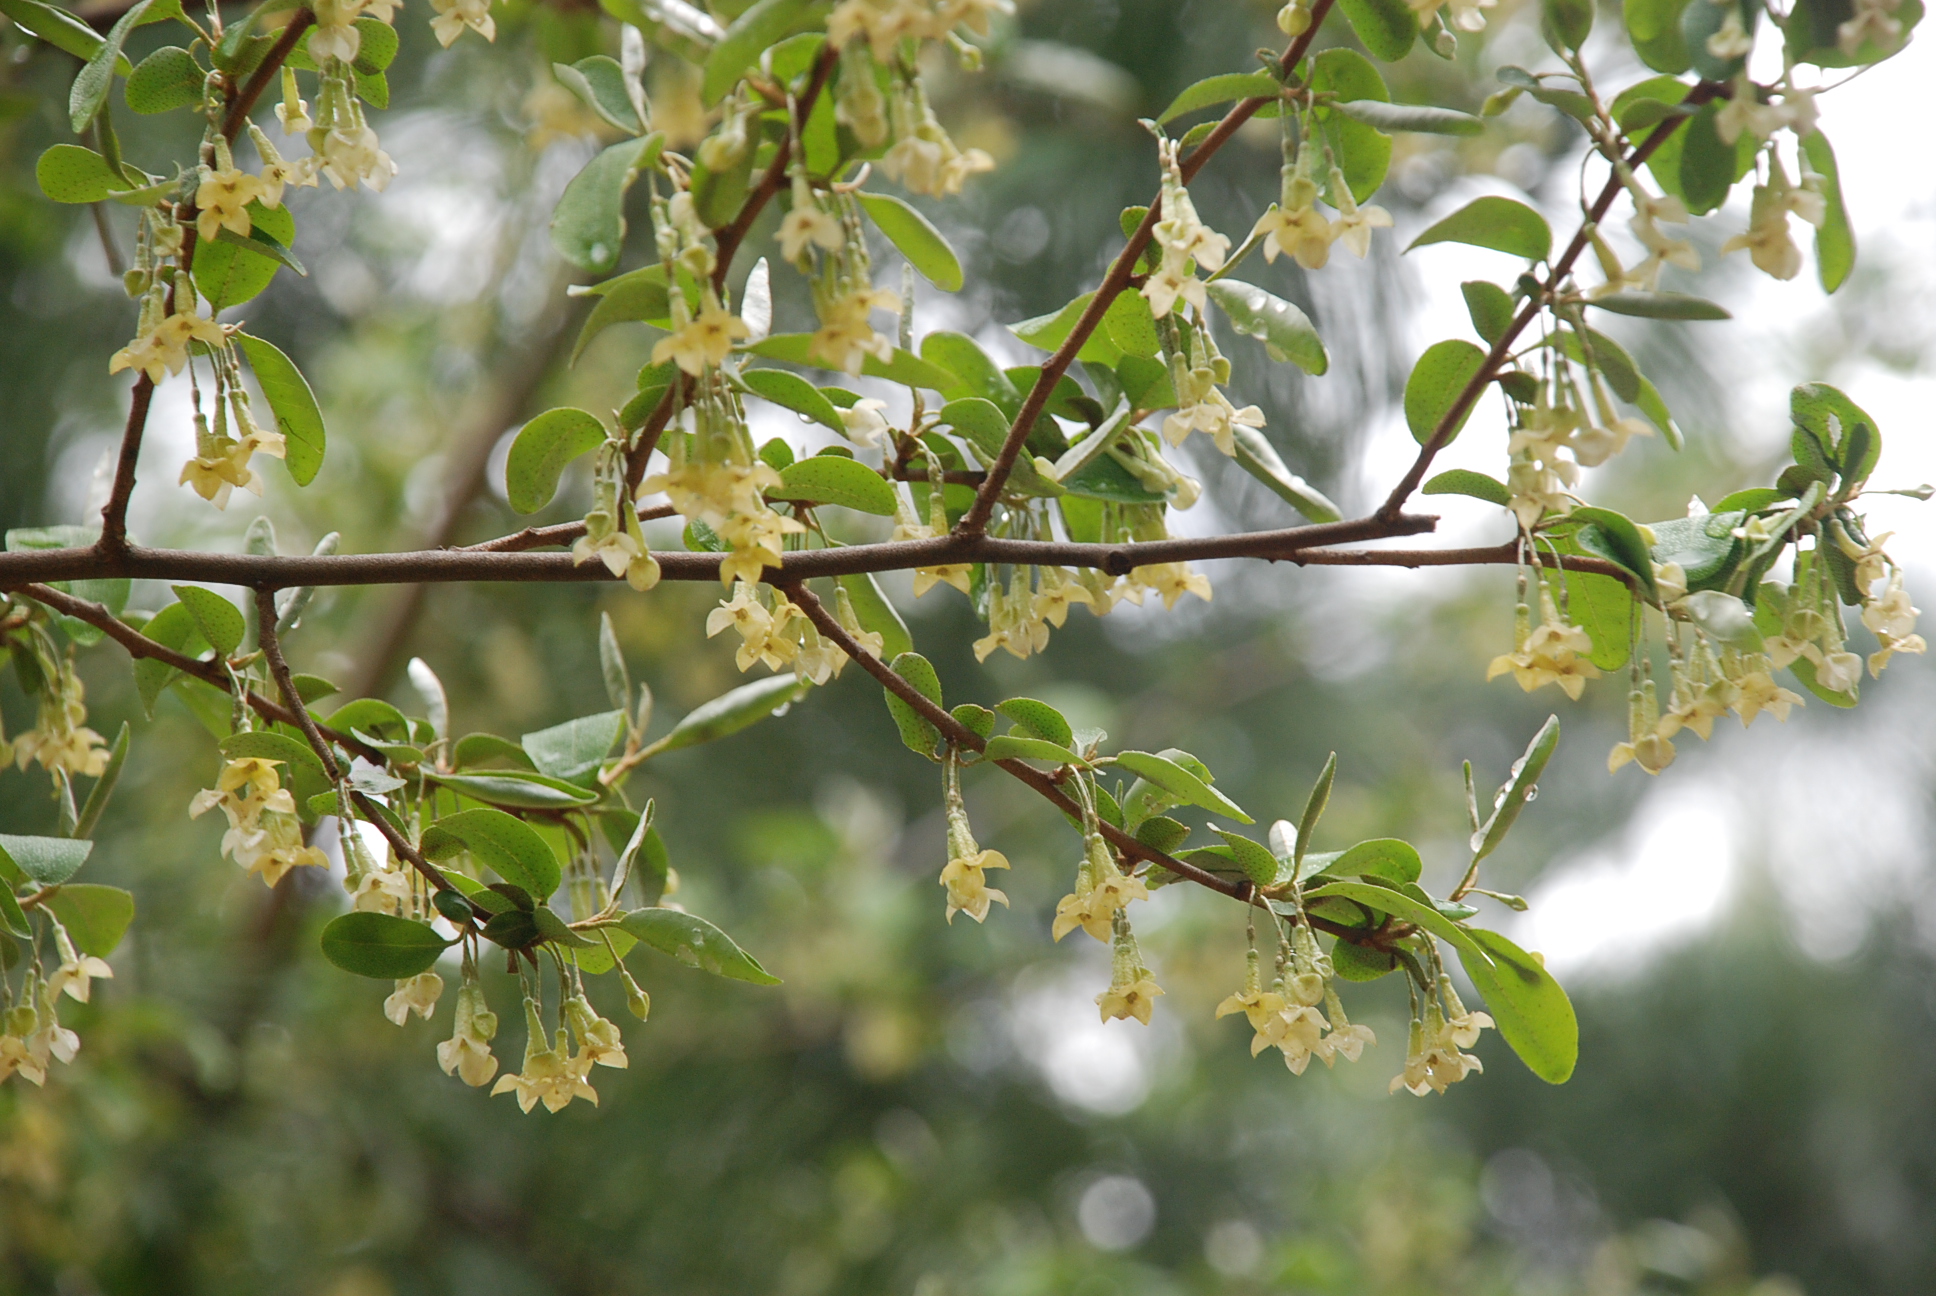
[
  {"left": 491, "top": 1000, "right": 599, "bottom": 1113},
  {"left": 384, "top": 972, "right": 445, "bottom": 1025},
  {"left": 428, "top": 0, "right": 495, "bottom": 46},
  {"left": 437, "top": 982, "right": 500, "bottom": 1087}
]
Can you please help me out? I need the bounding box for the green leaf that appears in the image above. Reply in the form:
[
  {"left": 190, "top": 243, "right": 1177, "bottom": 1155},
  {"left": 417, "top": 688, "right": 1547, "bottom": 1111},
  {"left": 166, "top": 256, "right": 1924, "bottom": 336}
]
[
  {"left": 1678, "top": 589, "right": 1763, "bottom": 648},
  {"left": 319, "top": 912, "right": 450, "bottom": 979},
  {"left": 133, "top": 601, "right": 200, "bottom": 715},
  {"left": 770, "top": 456, "right": 898, "bottom": 515},
  {"left": 0, "top": 835, "right": 91, "bottom": 885},
  {"left": 73, "top": 722, "right": 130, "bottom": 840},
  {"left": 1542, "top": 0, "right": 1594, "bottom": 50},
  {"left": 1678, "top": 102, "right": 1752, "bottom": 215},
  {"left": 69, "top": 0, "right": 151, "bottom": 133},
  {"left": 169, "top": 585, "right": 244, "bottom": 658},
  {"left": 620, "top": 907, "right": 782, "bottom": 983},
  {"left": 703, "top": 0, "right": 826, "bottom": 104},
  {"left": 1308, "top": 49, "right": 1392, "bottom": 204},
  {"left": 837, "top": 573, "right": 912, "bottom": 661},
  {"left": 553, "top": 56, "right": 642, "bottom": 134},
  {"left": 1009, "top": 293, "right": 1121, "bottom": 366},
  {"left": 421, "top": 807, "right": 563, "bottom": 898},
  {"left": 1793, "top": 382, "right": 1880, "bottom": 484},
  {"left": 550, "top": 135, "right": 653, "bottom": 274},
  {"left": 1204, "top": 279, "right": 1327, "bottom": 375},
  {"left": 521, "top": 710, "right": 625, "bottom": 781},
  {"left": 856, "top": 191, "right": 963, "bottom": 291},
  {"left": 1569, "top": 506, "right": 1662, "bottom": 602},
  {"left": 1588, "top": 291, "right": 1730, "bottom": 321},
  {"left": 1300, "top": 879, "right": 1485, "bottom": 956},
  {"left": 1294, "top": 751, "right": 1337, "bottom": 870},
  {"left": 193, "top": 200, "right": 295, "bottom": 308},
  {"left": 1334, "top": 100, "right": 1484, "bottom": 135},
  {"left": 35, "top": 144, "right": 142, "bottom": 204},
  {"left": 1471, "top": 715, "right": 1559, "bottom": 864},
  {"left": 1210, "top": 828, "right": 1282, "bottom": 888},
  {"left": 220, "top": 729, "right": 326, "bottom": 774},
  {"left": 1113, "top": 750, "right": 1252, "bottom": 823},
  {"left": 46, "top": 884, "right": 134, "bottom": 956},
  {"left": 505, "top": 407, "right": 606, "bottom": 515},
  {"left": 1461, "top": 280, "right": 1516, "bottom": 344},
  {"left": 1408, "top": 196, "right": 1552, "bottom": 261},
  {"left": 0, "top": 889, "right": 27, "bottom": 939},
  {"left": 427, "top": 770, "right": 601, "bottom": 809},
  {"left": 1228, "top": 424, "right": 1342, "bottom": 522},
  {"left": 1156, "top": 71, "right": 1281, "bottom": 123},
  {"left": 881, "top": 652, "right": 945, "bottom": 758},
  {"left": 326, "top": 697, "right": 410, "bottom": 739},
  {"left": 1458, "top": 927, "right": 1578, "bottom": 1083},
  {"left": 1800, "top": 131, "right": 1855, "bottom": 293},
  {"left": 125, "top": 45, "right": 203, "bottom": 114},
  {"left": 1634, "top": 376, "right": 1683, "bottom": 451},
  {"left": 1321, "top": 837, "right": 1422, "bottom": 885},
  {"left": 233, "top": 332, "right": 326, "bottom": 486},
  {"left": 1649, "top": 512, "right": 1744, "bottom": 590},
  {"left": 1624, "top": 0, "right": 1694, "bottom": 71},
  {"left": 994, "top": 697, "right": 1072, "bottom": 749},
  {"left": 951, "top": 704, "right": 996, "bottom": 742},
  {"left": 654, "top": 675, "right": 809, "bottom": 754},
  {"left": 215, "top": 224, "right": 306, "bottom": 277},
  {"left": 984, "top": 735, "right": 1085, "bottom": 766},
  {"left": 940, "top": 398, "right": 1061, "bottom": 497},
  {"left": 1424, "top": 468, "right": 1510, "bottom": 507},
  {"left": 1337, "top": 0, "right": 1417, "bottom": 60},
  {"left": 571, "top": 264, "right": 671, "bottom": 363},
  {"left": 0, "top": 0, "right": 131, "bottom": 72},
  {"left": 1404, "top": 339, "right": 1489, "bottom": 446},
  {"left": 454, "top": 732, "right": 536, "bottom": 770},
  {"left": 920, "top": 332, "right": 1019, "bottom": 407},
  {"left": 742, "top": 368, "right": 843, "bottom": 432}
]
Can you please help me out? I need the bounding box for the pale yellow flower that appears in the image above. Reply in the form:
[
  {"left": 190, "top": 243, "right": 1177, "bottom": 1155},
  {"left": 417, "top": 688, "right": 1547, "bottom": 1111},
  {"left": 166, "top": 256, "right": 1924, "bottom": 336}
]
[
  {"left": 940, "top": 848, "right": 1010, "bottom": 924},
  {"left": 384, "top": 972, "right": 444, "bottom": 1025}
]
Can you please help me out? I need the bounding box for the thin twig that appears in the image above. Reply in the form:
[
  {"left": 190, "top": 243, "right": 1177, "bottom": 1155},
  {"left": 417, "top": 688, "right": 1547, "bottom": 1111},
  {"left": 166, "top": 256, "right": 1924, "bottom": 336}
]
[
  {"left": 624, "top": 44, "right": 842, "bottom": 496},
  {"left": 16, "top": 583, "right": 384, "bottom": 762},
  {"left": 782, "top": 580, "right": 1249, "bottom": 900},
  {"left": 955, "top": 0, "right": 1336, "bottom": 534},
  {"left": 254, "top": 589, "right": 455, "bottom": 895},
  {"left": 220, "top": 11, "right": 314, "bottom": 142},
  {"left": 1374, "top": 81, "right": 1723, "bottom": 520}
]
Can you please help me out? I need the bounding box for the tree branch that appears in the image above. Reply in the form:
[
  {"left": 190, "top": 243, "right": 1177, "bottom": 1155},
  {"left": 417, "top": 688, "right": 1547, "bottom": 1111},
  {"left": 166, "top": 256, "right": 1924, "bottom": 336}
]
[
  {"left": 16, "top": 583, "right": 382, "bottom": 762},
  {"left": 780, "top": 580, "right": 1251, "bottom": 900},
  {"left": 1292, "top": 542, "right": 1637, "bottom": 585},
  {"left": 624, "top": 43, "right": 842, "bottom": 496},
  {"left": 954, "top": 0, "right": 1337, "bottom": 535},
  {"left": 0, "top": 512, "right": 1435, "bottom": 588},
  {"left": 1374, "top": 80, "right": 1723, "bottom": 521},
  {"left": 219, "top": 11, "right": 314, "bottom": 143},
  {"left": 98, "top": 375, "right": 154, "bottom": 554}
]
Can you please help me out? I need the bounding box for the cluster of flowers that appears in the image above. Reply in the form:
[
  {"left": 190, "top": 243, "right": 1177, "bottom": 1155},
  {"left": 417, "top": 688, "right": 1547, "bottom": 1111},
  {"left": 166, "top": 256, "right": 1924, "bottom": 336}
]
[
  {"left": 188, "top": 757, "right": 330, "bottom": 887},
  {"left": 382, "top": 962, "right": 638, "bottom": 1113},
  {"left": 0, "top": 925, "right": 112, "bottom": 1088},
  {"left": 824, "top": 0, "right": 1003, "bottom": 198},
  {"left": 708, "top": 581, "right": 881, "bottom": 685},
  {"left": 1249, "top": 132, "right": 1392, "bottom": 275},
  {"left": 1216, "top": 923, "right": 1379, "bottom": 1077},
  {"left": 1504, "top": 363, "right": 1655, "bottom": 530},
  {"left": 11, "top": 659, "right": 111, "bottom": 780}
]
